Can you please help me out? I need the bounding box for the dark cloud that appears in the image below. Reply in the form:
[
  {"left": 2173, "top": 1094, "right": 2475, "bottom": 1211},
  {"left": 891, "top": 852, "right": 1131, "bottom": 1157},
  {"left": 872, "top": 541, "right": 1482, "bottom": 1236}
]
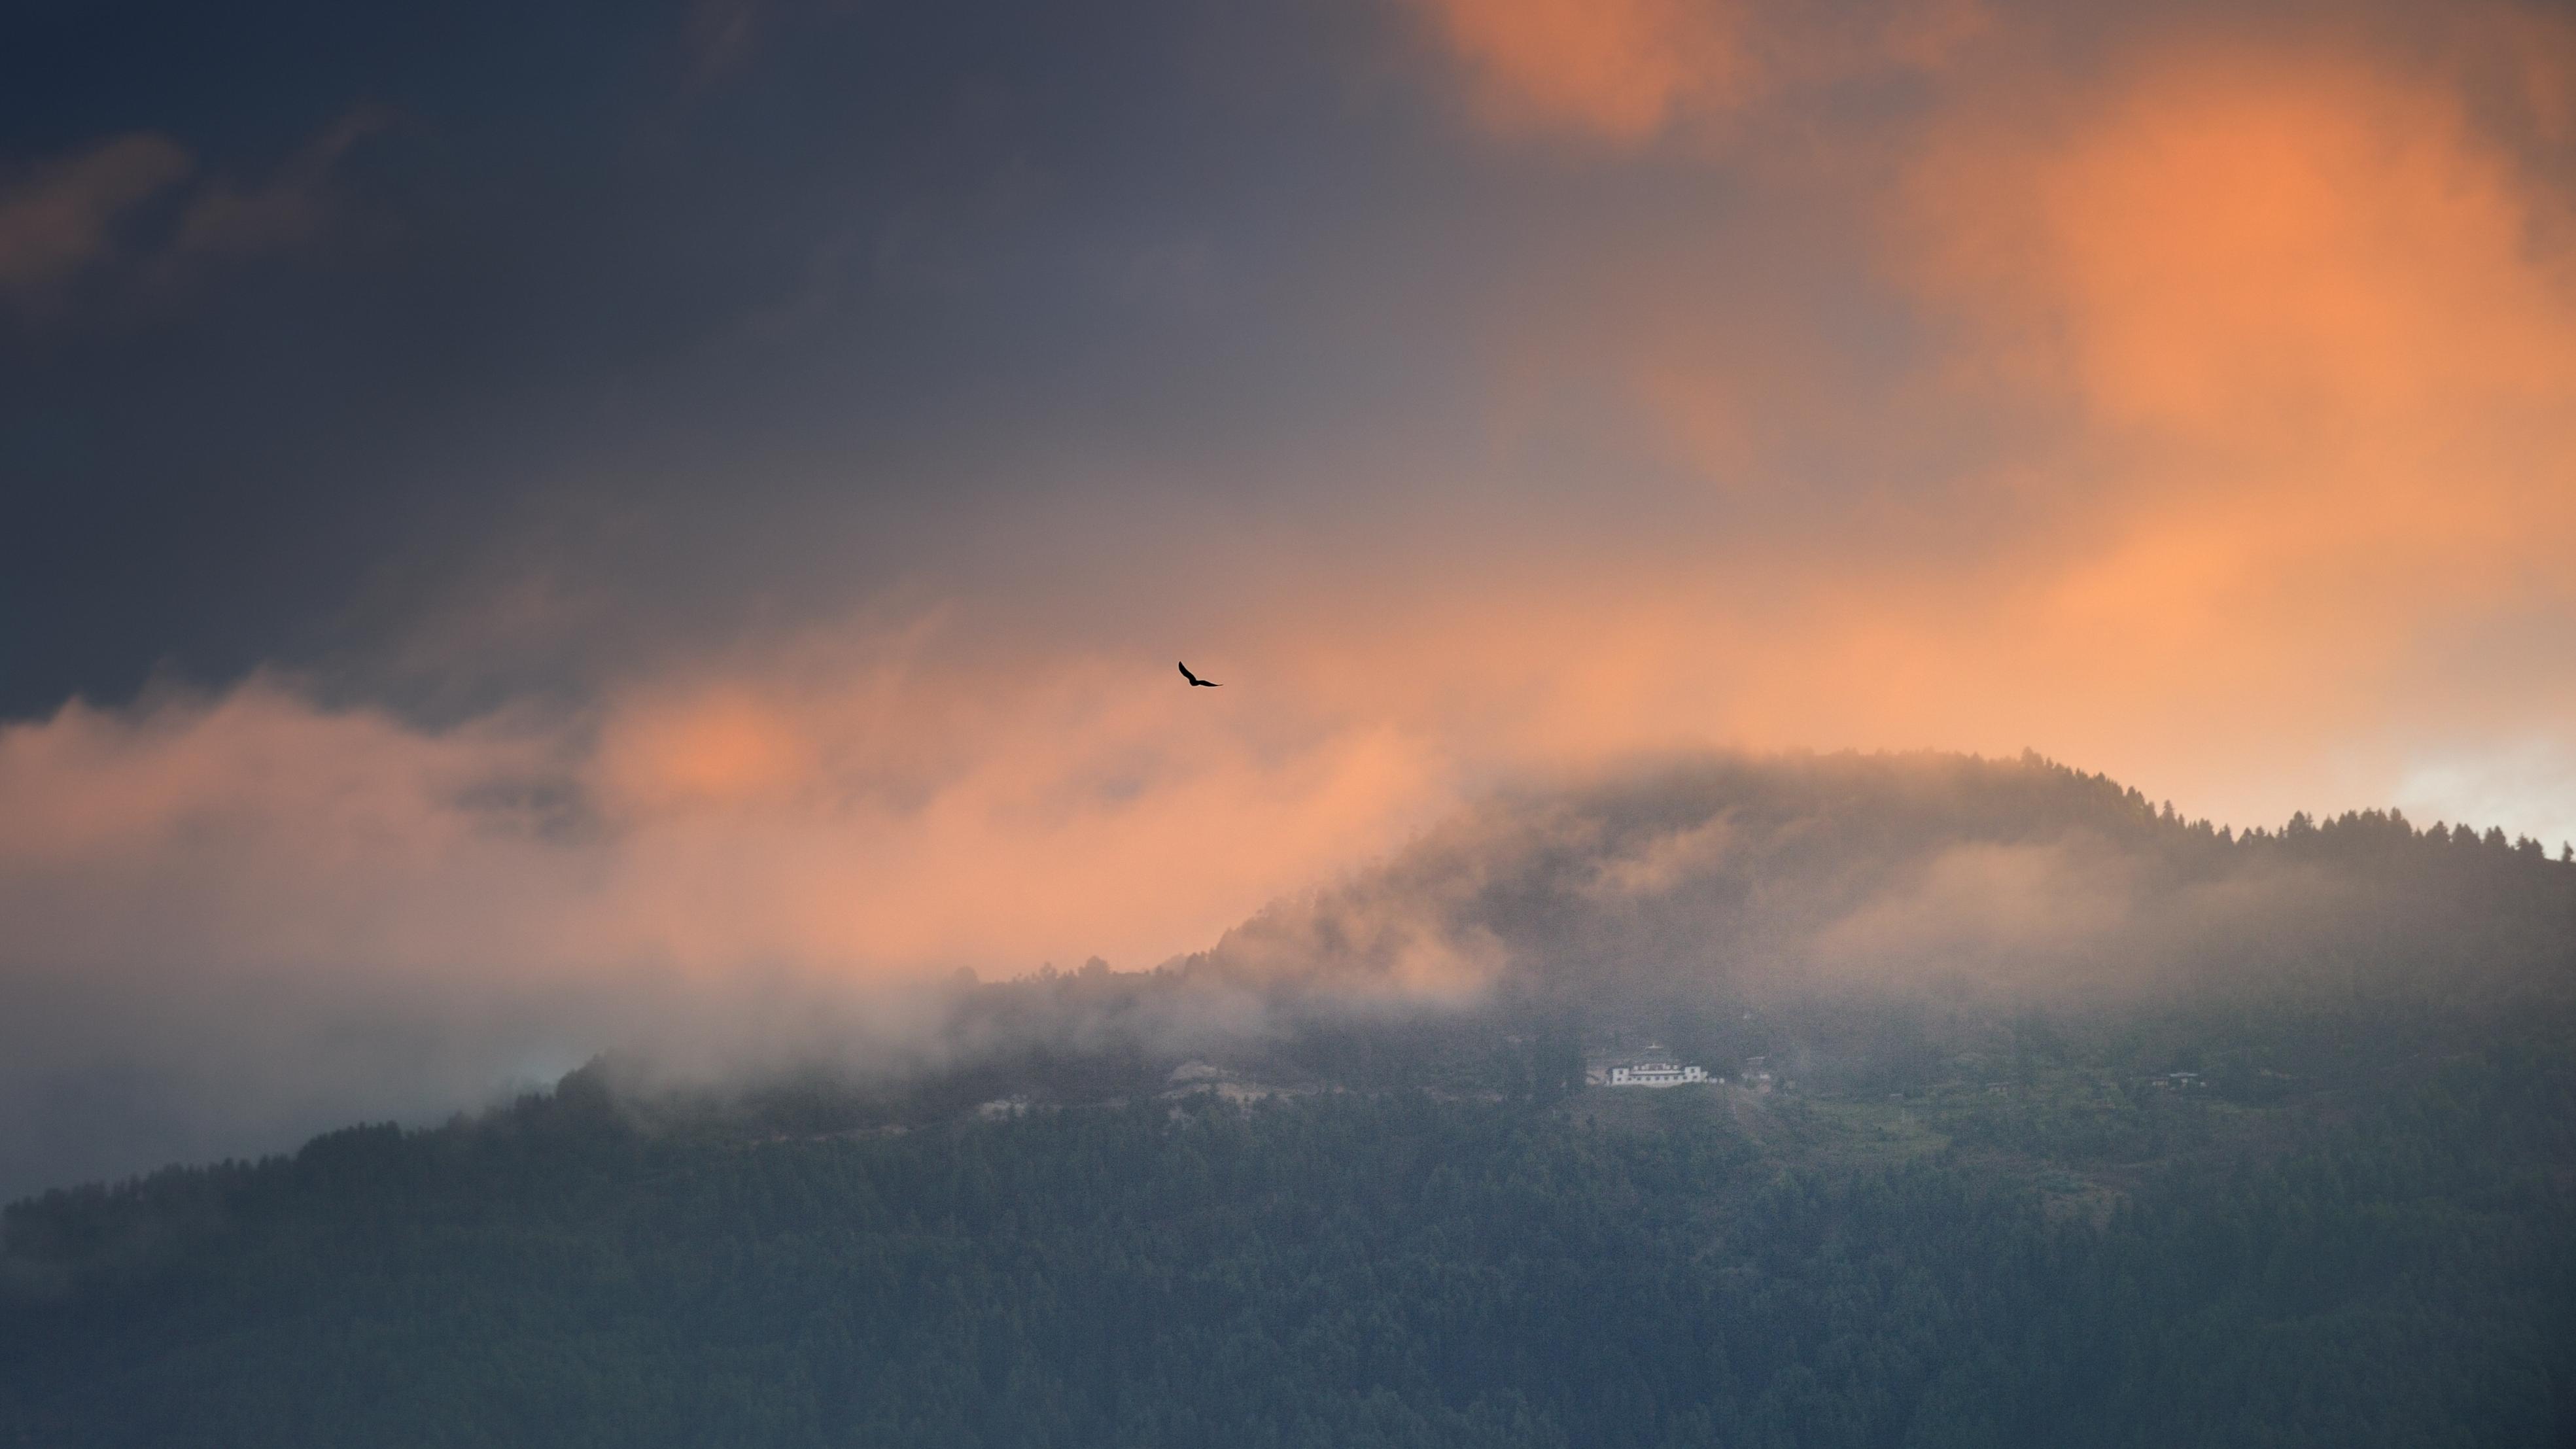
[
  {"left": 3, "top": 0, "right": 2575, "bottom": 1198},
  {"left": 0, "top": 0, "right": 1459, "bottom": 715},
  {"left": 0, "top": 133, "right": 191, "bottom": 311}
]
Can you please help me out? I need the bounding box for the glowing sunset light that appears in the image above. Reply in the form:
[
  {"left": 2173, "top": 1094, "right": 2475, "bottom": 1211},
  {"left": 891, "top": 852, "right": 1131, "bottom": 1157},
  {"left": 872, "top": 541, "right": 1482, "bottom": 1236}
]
[{"left": 2, "top": 0, "right": 2572, "bottom": 1191}]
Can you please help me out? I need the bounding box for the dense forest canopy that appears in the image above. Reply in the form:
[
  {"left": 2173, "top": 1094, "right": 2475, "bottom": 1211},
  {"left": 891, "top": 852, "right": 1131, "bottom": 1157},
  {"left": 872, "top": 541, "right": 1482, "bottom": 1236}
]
[
  {"left": 5, "top": 752, "right": 2573, "bottom": 1446},
  {"left": 5, "top": 1012, "right": 2571, "bottom": 1448}
]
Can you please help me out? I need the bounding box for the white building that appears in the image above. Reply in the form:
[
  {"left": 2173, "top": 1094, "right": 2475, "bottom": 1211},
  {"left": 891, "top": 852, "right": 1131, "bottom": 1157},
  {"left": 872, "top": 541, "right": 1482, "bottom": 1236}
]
[{"left": 1607, "top": 1062, "right": 1707, "bottom": 1088}]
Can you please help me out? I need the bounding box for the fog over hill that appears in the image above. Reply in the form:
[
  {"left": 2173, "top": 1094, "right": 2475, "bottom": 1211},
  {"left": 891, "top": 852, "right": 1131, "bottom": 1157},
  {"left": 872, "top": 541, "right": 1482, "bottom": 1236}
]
[
  {"left": 1198, "top": 750, "right": 2576, "bottom": 1009},
  {"left": 846, "top": 749, "right": 2575, "bottom": 1121},
  {"left": 6, "top": 750, "right": 2571, "bottom": 1202},
  {"left": 9, "top": 753, "right": 2574, "bottom": 1448}
]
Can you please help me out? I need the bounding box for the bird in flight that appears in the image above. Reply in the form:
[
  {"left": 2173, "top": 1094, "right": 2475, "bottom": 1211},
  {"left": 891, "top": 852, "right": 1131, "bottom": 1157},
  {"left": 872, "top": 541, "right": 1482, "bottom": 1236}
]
[{"left": 1177, "top": 661, "right": 1220, "bottom": 688}]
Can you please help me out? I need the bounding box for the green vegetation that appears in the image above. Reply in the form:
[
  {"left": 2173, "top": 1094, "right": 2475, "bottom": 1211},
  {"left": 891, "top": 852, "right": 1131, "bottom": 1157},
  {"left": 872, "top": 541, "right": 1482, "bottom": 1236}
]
[
  {"left": 5, "top": 1002, "right": 2571, "bottom": 1448},
  {"left": 8, "top": 754, "right": 2573, "bottom": 1446}
]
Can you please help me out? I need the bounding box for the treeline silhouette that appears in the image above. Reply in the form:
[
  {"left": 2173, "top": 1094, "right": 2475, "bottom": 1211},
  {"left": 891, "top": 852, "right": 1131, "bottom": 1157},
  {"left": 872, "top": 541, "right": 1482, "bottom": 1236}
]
[{"left": 1186, "top": 750, "right": 2576, "bottom": 1015}]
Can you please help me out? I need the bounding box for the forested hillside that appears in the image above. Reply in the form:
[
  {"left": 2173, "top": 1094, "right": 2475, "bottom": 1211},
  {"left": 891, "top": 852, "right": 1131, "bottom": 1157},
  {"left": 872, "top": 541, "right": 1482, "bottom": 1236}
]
[
  {"left": 1191, "top": 750, "right": 2576, "bottom": 1011},
  {"left": 5, "top": 998, "right": 2571, "bottom": 1448},
  {"left": 7, "top": 754, "right": 2575, "bottom": 1448}
]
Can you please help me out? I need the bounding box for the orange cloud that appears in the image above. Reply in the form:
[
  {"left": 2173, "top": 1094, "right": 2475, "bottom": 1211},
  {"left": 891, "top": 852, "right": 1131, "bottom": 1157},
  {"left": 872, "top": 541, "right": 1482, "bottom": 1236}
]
[
  {"left": 596, "top": 684, "right": 815, "bottom": 814},
  {"left": 1906, "top": 46, "right": 2576, "bottom": 437},
  {"left": 1893, "top": 39, "right": 2576, "bottom": 680},
  {"left": 1335, "top": 22, "right": 2576, "bottom": 839},
  {"left": 0, "top": 644, "right": 1454, "bottom": 990},
  {"left": 1408, "top": 0, "right": 1986, "bottom": 143},
  {"left": 1412, "top": 0, "right": 1754, "bottom": 142}
]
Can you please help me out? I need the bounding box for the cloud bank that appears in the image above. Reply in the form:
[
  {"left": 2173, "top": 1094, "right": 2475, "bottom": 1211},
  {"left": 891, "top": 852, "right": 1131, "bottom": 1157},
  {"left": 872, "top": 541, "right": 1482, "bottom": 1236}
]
[
  {"left": 5, "top": 638, "right": 2567, "bottom": 1200},
  {"left": 6, "top": 0, "right": 2576, "bottom": 1196},
  {"left": 1206, "top": 752, "right": 2575, "bottom": 1013}
]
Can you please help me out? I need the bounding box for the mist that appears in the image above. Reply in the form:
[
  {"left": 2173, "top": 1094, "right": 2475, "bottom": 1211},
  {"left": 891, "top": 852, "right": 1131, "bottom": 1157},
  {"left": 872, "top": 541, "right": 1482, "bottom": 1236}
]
[
  {"left": 7, "top": 0, "right": 2576, "bottom": 1206},
  {"left": 7, "top": 678, "right": 2567, "bottom": 1203},
  {"left": 1206, "top": 751, "right": 2576, "bottom": 1007}
]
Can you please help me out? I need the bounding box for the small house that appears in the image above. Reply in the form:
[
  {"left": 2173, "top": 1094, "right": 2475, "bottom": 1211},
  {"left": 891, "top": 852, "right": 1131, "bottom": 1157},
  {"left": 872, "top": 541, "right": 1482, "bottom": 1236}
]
[{"left": 1607, "top": 1062, "right": 1708, "bottom": 1088}]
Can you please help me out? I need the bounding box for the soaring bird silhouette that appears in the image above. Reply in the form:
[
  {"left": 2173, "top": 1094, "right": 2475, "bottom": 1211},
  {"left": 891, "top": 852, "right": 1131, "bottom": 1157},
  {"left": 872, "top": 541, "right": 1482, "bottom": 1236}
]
[{"left": 1177, "top": 661, "right": 1220, "bottom": 688}]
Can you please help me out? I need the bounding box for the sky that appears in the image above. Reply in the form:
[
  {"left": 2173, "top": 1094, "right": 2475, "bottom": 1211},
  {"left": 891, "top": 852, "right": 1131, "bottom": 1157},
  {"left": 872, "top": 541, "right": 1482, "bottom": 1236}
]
[{"left": 3, "top": 0, "right": 2575, "bottom": 1191}]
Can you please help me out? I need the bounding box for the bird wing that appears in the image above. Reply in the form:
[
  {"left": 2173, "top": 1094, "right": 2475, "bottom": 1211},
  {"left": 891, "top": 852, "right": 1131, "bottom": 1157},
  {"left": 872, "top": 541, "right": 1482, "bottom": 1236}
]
[{"left": 1177, "top": 661, "right": 1197, "bottom": 684}]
